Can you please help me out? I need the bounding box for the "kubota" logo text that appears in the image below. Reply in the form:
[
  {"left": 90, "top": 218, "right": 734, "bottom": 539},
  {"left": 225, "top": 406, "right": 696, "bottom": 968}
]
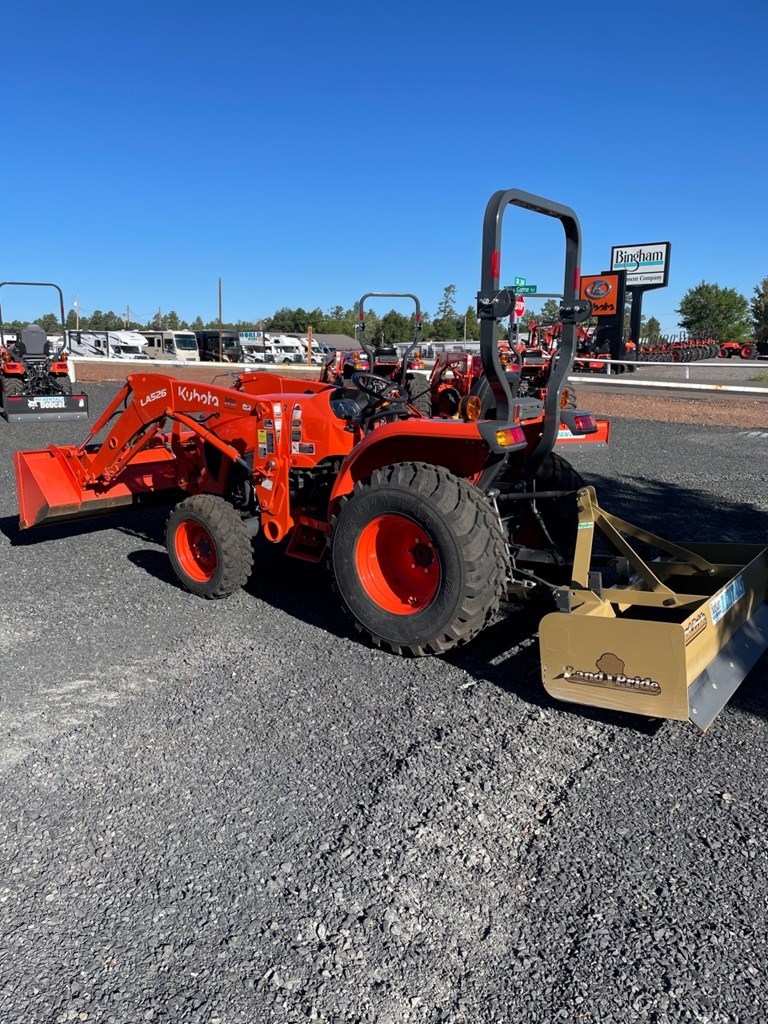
[{"left": 178, "top": 386, "right": 220, "bottom": 408}]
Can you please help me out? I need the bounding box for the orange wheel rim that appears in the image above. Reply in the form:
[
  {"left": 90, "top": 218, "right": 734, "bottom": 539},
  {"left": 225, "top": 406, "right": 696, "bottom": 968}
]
[
  {"left": 175, "top": 520, "right": 218, "bottom": 582},
  {"left": 355, "top": 515, "right": 440, "bottom": 615}
]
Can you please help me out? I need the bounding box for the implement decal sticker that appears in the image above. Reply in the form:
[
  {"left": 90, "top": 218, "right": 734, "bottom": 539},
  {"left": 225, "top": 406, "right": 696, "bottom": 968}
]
[
  {"left": 710, "top": 575, "right": 745, "bottom": 625},
  {"left": 684, "top": 611, "right": 707, "bottom": 645},
  {"left": 555, "top": 653, "right": 661, "bottom": 696}
]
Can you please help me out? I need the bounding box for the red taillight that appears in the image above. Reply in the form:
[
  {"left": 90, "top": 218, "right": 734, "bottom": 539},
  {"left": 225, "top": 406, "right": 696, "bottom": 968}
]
[{"left": 573, "top": 414, "right": 596, "bottom": 431}]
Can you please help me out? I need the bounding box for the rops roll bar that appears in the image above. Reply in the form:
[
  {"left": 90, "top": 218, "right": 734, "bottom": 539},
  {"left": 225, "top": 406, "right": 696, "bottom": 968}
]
[
  {"left": 0, "top": 282, "right": 67, "bottom": 350},
  {"left": 357, "top": 292, "right": 422, "bottom": 387},
  {"left": 476, "top": 190, "right": 591, "bottom": 477}
]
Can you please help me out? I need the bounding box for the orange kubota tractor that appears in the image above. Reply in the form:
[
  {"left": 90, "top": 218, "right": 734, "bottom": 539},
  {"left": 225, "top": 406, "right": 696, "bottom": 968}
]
[{"left": 14, "top": 190, "right": 768, "bottom": 728}]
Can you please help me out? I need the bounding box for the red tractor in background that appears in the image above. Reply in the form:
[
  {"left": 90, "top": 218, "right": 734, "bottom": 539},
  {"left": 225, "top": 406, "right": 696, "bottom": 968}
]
[
  {"left": 1, "top": 281, "right": 88, "bottom": 422},
  {"left": 719, "top": 339, "right": 754, "bottom": 360},
  {"left": 424, "top": 348, "right": 609, "bottom": 446},
  {"left": 319, "top": 293, "right": 432, "bottom": 415}
]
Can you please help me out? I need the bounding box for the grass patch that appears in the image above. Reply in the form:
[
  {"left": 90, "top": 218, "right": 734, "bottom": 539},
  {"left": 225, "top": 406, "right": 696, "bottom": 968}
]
[{"left": 749, "top": 373, "right": 768, "bottom": 382}]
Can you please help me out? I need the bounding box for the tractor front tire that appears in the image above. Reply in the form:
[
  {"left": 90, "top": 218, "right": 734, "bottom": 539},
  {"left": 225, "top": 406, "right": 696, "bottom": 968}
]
[
  {"left": 331, "top": 462, "right": 509, "bottom": 656},
  {"left": 167, "top": 494, "right": 254, "bottom": 599}
]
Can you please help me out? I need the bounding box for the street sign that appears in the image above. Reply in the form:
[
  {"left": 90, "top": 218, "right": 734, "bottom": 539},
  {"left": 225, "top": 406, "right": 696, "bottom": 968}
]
[
  {"left": 514, "top": 296, "right": 526, "bottom": 317},
  {"left": 514, "top": 276, "right": 526, "bottom": 287},
  {"left": 516, "top": 285, "right": 537, "bottom": 294}
]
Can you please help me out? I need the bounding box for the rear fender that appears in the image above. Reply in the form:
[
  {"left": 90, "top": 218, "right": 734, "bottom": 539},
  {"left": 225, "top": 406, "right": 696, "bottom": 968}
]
[{"left": 329, "top": 419, "right": 494, "bottom": 506}]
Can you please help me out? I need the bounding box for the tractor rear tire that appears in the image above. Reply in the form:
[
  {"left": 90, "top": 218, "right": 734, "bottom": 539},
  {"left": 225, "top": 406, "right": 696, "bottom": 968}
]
[
  {"left": 406, "top": 375, "right": 432, "bottom": 417},
  {"left": 2, "top": 379, "right": 23, "bottom": 399},
  {"left": 501, "top": 452, "right": 586, "bottom": 558},
  {"left": 166, "top": 494, "right": 254, "bottom": 599},
  {"left": 56, "top": 377, "right": 73, "bottom": 395},
  {"left": 331, "top": 462, "right": 509, "bottom": 656}
]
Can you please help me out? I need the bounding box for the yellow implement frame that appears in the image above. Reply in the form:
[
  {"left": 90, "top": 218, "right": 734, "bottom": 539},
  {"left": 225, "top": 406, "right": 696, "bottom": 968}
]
[{"left": 539, "top": 487, "right": 768, "bottom": 728}]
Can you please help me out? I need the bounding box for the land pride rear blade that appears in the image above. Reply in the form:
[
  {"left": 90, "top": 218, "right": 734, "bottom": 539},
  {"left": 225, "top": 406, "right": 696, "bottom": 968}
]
[
  {"left": 14, "top": 444, "right": 180, "bottom": 529},
  {"left": 3, "top": 393, "right": 89, "bottom": 422},
  {"left": 539, "top": 487, "right": 768, "bottom": 729}
]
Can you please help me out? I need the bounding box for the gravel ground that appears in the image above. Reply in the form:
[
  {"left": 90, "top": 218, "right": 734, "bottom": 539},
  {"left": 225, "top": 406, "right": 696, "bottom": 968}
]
[{"left": 1, "top": 383, "right": 767, "bottom": 1024}]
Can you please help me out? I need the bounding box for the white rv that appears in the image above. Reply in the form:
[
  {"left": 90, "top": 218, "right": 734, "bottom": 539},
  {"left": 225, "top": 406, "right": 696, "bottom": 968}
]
[
  {"left": 139, "top": 330, "right": 200, "bottom": 363},
  {"left": 265, "top": 334, "right": 305, "bottom": 364},
  {"left": 65, "top": 330, "right": 150, "bottom": 359}
]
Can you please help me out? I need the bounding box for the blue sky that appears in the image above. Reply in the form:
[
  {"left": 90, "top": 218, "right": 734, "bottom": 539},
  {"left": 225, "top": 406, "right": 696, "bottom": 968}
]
[{"left": 1, "top": 0, "right": 765, "bottom": 335}]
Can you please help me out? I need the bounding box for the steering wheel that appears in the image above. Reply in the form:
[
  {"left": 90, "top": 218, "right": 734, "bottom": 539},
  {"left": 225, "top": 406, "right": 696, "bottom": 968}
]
[{"left": 350, "top": 372, "right": 410, "bottom": 406}]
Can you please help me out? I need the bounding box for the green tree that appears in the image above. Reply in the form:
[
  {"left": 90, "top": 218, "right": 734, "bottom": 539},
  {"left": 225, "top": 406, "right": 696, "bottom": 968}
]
[
  {"left": 379, "top": 310, "right": 413, "bottom": 346},
  {"left": 677, "top": 281, "right": 751, "bottom": 341},
  {"left": 462, "top": 305, "right": 480, "bottom": 340},
  {"left": 101, "top": 310, "right": 123, "bottom": 330},
  {"left": 165, "top": 310, "right": 180, "bottom": 330},
  {"left": 430, "top": 284, "right": 461, "bottom": 341},
  {"left": 537, "top": 298, "right": 562, "bottom": 324},
  {"left": 90, "top": 309, "right": 106, "bottom": 330},
  {"left": 269, "top": 307, "right": 310, "bottom": 331},
  {"left": 622, "top": 299, "right": 647, "bottom": 338},
  {"left": 435, "top": 284, "right": 457, "bottom": 321},
  {"left": 65, "top": 309, "right": 79, "bottom": 330},
  {"left": 644, "top": 315, "right": 662, "bottom": 340},
  {"left": 37, "top": 312, "right": 62, "bottom": 333},
  {"left": 190, "top": 316, "right": 205, "bottom": 331},
  {"left": 751, "top": 277, "right": 768, "bottom": 345},
  {"left": 358, "top": 308, "right": 381, "bottom": 345}
]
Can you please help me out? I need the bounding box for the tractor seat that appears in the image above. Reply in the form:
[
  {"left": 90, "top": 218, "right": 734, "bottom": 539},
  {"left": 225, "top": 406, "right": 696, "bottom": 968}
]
[
  {"left": 329, "top": 387, "right": 370, "bottom": 422},
  {"left": 17, "top": 324, "right": 51, "bottom": 363}
]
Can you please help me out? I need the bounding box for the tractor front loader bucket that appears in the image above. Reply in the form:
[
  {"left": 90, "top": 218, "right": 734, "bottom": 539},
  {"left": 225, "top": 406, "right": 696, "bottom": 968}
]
[
  {"left": 15, "top": 443, "right": 181, "bottom": 529},
  {"left": 539, "top": 487, "right": 768, "bottom": 729}
]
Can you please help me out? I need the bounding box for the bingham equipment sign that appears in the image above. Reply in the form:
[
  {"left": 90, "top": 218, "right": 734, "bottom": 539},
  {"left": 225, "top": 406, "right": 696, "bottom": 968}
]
[{"left": 610, "top": 242, "right": 670, "bottom": 287}]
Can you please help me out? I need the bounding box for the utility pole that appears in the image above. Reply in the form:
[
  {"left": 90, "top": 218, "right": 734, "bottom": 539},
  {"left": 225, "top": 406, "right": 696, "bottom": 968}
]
[
  {"left": 124, "top": 305, "right": 131, "bottom": 328},
  {"left": 218, "top": 277, "right": 223, "bottom": 362},
  {"left": 73, "top": 295, "right": 80, "bottom": 330}
]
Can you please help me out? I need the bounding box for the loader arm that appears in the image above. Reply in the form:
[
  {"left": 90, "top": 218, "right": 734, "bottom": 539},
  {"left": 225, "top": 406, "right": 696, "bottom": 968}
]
[
  {"left": 15, "top": 373, "right": 264, "bottom": 529},
  {"left": 77, "top": 374, "right": 256, "bottom": 486}
]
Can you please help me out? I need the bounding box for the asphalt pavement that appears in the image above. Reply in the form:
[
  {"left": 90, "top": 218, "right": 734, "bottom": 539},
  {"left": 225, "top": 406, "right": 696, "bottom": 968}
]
[{"left": 0, "top": 383, "right": 767, "bottom": 1024}]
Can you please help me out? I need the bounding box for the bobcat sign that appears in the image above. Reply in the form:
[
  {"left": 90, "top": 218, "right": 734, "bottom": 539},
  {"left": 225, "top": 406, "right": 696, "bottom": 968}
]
[{"left": 610, "top": 242, "right": 670, "bottom": 288}]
